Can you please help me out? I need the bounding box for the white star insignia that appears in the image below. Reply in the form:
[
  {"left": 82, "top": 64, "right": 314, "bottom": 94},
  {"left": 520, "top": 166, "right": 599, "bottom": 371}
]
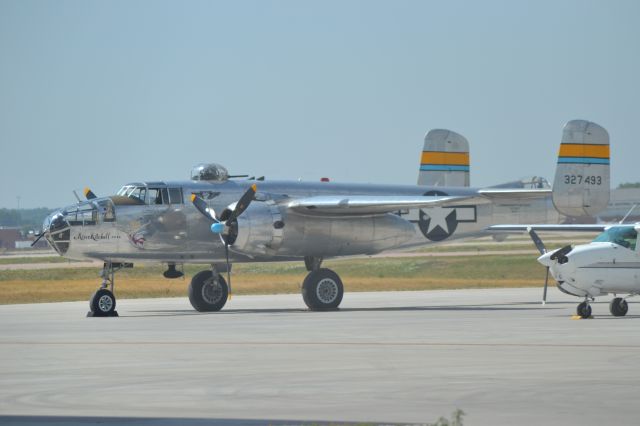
[{"left": 424, "top": 207, "right": 454, "bottom": 234}]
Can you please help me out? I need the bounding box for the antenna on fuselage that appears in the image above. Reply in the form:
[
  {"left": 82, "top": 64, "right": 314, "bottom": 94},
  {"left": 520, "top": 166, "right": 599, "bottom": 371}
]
[{"left": 619, "top": 204, "right": 638, "bottom": 224}]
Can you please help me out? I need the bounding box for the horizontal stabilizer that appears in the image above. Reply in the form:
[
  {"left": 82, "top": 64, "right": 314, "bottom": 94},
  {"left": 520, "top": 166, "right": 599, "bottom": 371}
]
[
  {"left": 487, "top": 224, "right": 607, "bottom": 233},
  {"left": 418, "top": 129, "right": 470, "bottom": 187}
]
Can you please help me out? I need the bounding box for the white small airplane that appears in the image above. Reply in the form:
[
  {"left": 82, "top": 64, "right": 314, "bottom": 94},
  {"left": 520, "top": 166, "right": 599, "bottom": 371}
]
[
  {"left": 487, "top": 120, "right": 640, "bottom": 318},
  {"left": 488, "top": 223, "right": 640, "bottom": 318}
]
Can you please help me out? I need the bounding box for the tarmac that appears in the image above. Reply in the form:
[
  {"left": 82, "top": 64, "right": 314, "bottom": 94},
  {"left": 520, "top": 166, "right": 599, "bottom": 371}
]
[{"left": 1, "top": 288, "right": 639, "bottom": 425}]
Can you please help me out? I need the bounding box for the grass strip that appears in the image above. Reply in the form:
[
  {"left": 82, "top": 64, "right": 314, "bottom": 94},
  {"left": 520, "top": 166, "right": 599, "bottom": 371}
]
[{"left": 0, "top": 255, "right": 546, "bottom": 304}]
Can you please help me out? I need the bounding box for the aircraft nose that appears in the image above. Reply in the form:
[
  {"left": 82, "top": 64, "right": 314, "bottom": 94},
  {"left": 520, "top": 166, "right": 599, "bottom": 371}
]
[
  {"left": 43, "top": 210, "right": 71, "bottom": 255},
  {"left": 537, "top": 251, "right": 555, "bottom": 267}
]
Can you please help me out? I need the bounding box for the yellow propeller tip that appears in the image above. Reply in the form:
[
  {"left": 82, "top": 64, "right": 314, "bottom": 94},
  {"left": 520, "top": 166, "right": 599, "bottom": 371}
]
[
  {"left": 251, "top": 184, "right": 257, "bottom": 192},
  {"left": 83, "top": 187, "right": 91, "bottom": 195},
  {"left": 190, "top": 194, "right": 196, "bottom": 202}
]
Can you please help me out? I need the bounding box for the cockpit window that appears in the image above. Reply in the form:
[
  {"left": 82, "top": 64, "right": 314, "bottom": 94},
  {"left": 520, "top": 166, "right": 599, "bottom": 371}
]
[
  {"left": 593, "top": 226, "right": 637, "bottom": 250},
  {"left": 64, "top": 202, "right": 98, "bottom": 226},
  {"left": 148, "top": 188, "right": 164, "bottom": 205},
  {"left": 168, "top": 188, "right": 183, "bottom": 204}
]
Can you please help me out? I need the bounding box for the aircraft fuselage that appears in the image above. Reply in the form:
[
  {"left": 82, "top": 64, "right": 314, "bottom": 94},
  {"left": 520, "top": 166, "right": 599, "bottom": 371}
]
[{"left": 44, "top": 179, "right": 560, "bottom": 265}]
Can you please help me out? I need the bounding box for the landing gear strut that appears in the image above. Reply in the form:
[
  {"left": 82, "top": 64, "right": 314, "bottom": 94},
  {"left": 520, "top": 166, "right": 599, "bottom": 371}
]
[
  {"left": 189, "top": 268, "right": 229, "bottom": 312},
  {"left": 87, "top": 262, "right": 130, "bottom": 317}
]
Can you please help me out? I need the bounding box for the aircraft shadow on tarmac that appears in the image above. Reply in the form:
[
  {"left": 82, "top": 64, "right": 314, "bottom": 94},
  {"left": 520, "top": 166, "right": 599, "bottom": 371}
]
[{"left": 123, "top": 301, "right": 567, "bottom": 318}]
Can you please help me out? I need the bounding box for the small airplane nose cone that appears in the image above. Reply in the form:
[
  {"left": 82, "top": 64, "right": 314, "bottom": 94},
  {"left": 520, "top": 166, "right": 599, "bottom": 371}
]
[
  {"left": 211, "top": 222, "right": 225, "bottom": 234},
  {"left": 537, "top": 251, "right": 555, "bottom": 267}
]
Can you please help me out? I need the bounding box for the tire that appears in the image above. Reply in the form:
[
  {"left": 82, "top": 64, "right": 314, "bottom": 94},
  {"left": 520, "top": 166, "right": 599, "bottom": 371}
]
[
  {"left": 301, "top": 268, "right": 344, "bottom": 311},
  {"left": 188, "top": 270, "right": 228, "bottom": 312},
  {"left": 89, "top": 289, "right": 116, "bottom": 316},
  {"left": 577, "top": 301, "right": 592, "bottom": 319},
  {"left": 609, "top": 297, "right": 629, "bottom": 317}
]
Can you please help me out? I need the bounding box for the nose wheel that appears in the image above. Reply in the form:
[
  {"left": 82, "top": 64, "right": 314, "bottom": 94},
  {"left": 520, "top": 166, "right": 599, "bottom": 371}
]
[
  {"left": 89, "top": 288, "right": 117, "bottom": 316},
  {"left": 576, "top": 301, "right": 592, "bottom": 319},
  {"left": 87, "top": 262, "right": 126, "bottom": 317}
]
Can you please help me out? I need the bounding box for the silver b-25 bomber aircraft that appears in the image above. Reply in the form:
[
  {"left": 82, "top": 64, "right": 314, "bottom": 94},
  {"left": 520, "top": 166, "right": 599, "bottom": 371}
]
[{"left": 36, "top": 120, "right": 611, "bottom": 316}]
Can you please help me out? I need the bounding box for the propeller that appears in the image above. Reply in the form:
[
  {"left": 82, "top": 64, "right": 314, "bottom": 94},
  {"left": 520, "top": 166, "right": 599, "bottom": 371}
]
[
  {"left": 191, "top": 184, "right": 258, "bottom": 300},
  {"left": 31, "top": 231, "right": 45, "bottom": 247},
  {"left": 527, "top": 228, "right": 549, "bottom": 305}
]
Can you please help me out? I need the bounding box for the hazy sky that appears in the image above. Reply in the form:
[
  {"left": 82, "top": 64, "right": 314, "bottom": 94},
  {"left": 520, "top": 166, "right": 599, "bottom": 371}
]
[{"left": 1, "top": 0, "right": 638, "bottom": 208}]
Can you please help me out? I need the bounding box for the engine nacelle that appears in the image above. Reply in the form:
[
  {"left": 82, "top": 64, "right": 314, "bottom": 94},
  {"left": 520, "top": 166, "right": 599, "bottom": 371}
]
[{"left": 229, "top": 201, "right": 416, "bottom": 257}]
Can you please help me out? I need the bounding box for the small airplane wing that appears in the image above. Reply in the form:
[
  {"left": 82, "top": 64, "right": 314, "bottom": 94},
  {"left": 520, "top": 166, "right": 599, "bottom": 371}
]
[
  {"left": 286, "top": 195, "right": 471, "bottom": 215},
  {"left": 487, "top": 224, "right": 607, "bottom": 233}
]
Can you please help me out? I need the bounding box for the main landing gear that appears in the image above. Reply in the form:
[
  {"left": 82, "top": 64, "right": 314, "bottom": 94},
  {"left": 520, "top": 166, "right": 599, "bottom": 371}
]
[
  {"left": 301, "top": 256, "right": 344, "bottom": 311},
  {"left": 87, "top": 262, "right": 131, "bottom": 317},
  {"left": 609, "top": 297, "right": 629, "bottom": 317},
  {"left": 188, "top": 257, "right": 345, "bottom": 312},
  {"left": 188, "top": 269, "right": 229, "bottom": 312}
]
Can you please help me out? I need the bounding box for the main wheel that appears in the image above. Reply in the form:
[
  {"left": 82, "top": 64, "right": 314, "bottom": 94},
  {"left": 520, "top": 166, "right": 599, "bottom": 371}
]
[
  {"left": 89, "top": 289, "right": 116, "bottom": 316},
  {"left": 609, "top": 297, "right": 629, "bottom": 317},
  {"left": 189, "top": 270, "right": 228, "bottom": 312},
  {"left": 577, "top": 301, "right": 592, "bottom": 319},
  {"left": 302, "top": 268, "right": 344, "bottom": 311}
]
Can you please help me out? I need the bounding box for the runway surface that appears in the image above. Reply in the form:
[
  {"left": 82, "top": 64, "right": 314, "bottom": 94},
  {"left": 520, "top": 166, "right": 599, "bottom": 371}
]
[{"left": 1, "top": 288, "right": 639, "bottom": 425}]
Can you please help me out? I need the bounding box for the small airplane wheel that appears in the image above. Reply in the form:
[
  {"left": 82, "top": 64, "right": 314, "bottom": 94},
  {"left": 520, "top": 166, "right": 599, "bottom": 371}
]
[
  {"left": 188, "top": 270, "right": 228, "bottom": 312},
  {"left": 89, "top": 289, "right": 116, "bottom": 316},
  {"left": 577, "top": 301, "right": 592, "bottom": 319},
  {"left": 302, "top": 268, "right": 344, "bottom": 311},
  {"left": 609, "top": 297, "right": 628, "bottom": 317}
]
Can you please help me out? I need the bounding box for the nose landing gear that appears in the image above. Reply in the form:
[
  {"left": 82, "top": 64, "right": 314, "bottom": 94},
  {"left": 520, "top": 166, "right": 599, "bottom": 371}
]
[
  {"left": 87, "top": 262, "right": 131, "bottom": 317},
  {"left": 576, "top": 300, "right": 593, "bottom": 319}
]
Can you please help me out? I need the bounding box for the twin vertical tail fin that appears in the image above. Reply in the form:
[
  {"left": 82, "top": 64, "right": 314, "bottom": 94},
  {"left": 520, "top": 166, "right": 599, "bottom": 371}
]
[
  {"left": 552, "top": 120, "right": 610, "bottom": 217},
  {"left": 417, "top": 129, "right": 470, "bottom": 187}
]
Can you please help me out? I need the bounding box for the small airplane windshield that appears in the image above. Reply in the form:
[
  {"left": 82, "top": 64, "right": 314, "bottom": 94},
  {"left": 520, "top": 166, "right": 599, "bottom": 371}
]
[{"left": 593, "top": 226, "right": 637, "bottom": 250}]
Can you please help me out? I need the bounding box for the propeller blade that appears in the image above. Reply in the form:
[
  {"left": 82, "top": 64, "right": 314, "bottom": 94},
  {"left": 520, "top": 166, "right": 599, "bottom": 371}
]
[
  {"left": 191, "top": 194, "right": 218, "bottom": 222},
  {"left": 226, "top": 184, "right": 257, "bottom": 225},
  {"left": 527, "top": 228, "right": 547, "bottom": 255},
  {"left": 84, "top": 187, "right": 97, "bottom": 200},
  {"left": 30, "top": 232, "right": 45, "bottom": 247},
  {"left": 542, "top": 266, "right": 550, "bottom": 305}
]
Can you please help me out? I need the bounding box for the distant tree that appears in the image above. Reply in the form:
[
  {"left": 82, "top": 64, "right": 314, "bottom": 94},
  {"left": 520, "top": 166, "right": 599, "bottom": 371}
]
[
  {"left": 0, "top": 208, "right": 53, "bottom": 232},
  {"left": 618, "top": 182, "right": 640, "bottom": 189}
]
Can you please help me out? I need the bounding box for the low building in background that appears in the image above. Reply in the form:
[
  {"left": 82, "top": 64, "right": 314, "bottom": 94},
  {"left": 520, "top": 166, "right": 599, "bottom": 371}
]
[{"left": 0, "top": 228, "right": 21, "bottom": 250}]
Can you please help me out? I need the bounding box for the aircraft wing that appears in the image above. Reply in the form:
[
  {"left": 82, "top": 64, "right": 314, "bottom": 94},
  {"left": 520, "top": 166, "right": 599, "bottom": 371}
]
[
  {"left": 487, "top": 224, "right": 607, "bottom": 233},
  {"left": 478, "top": 188, "right": 552, "bottom": 199},
  {"left": 285, "top": 195, "right": 471, "bottom": 215}
]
